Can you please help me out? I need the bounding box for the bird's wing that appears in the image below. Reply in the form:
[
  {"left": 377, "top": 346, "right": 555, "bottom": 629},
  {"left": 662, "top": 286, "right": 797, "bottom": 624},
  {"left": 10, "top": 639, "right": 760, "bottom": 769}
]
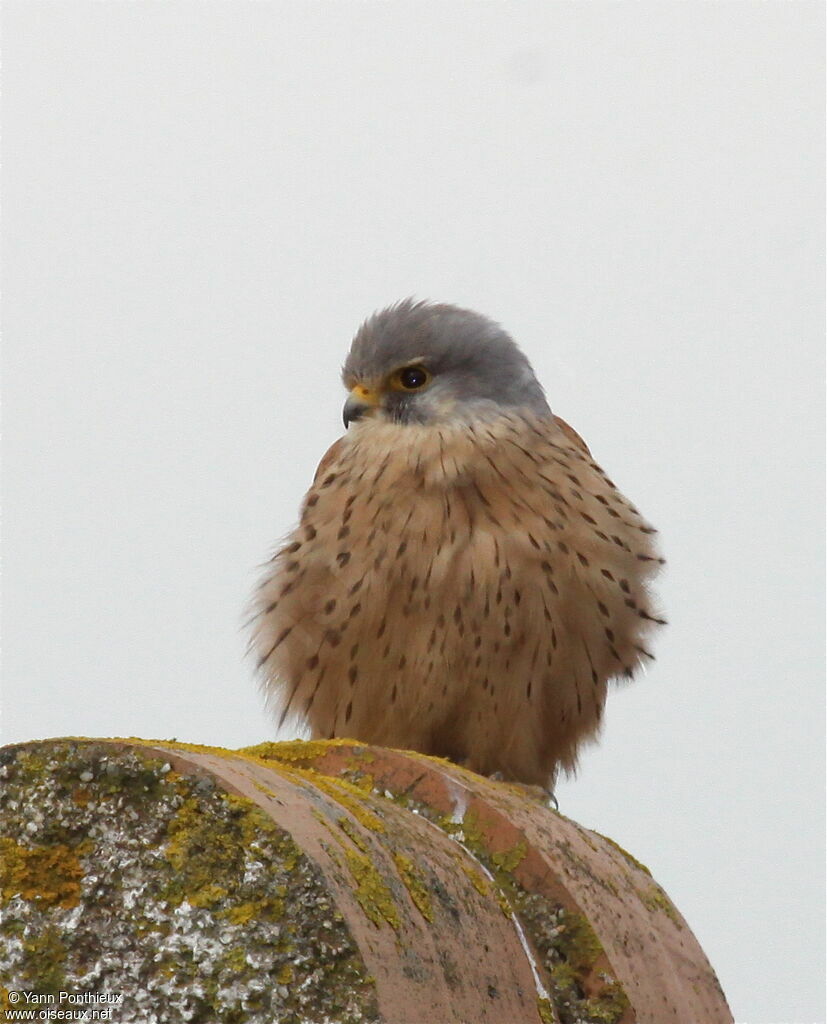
[
  {"left": 312, "top": 437, "right": 347, "bottom": 483},
  {"left": 553, "top": 415, "right": 591, "bottom": 457}
]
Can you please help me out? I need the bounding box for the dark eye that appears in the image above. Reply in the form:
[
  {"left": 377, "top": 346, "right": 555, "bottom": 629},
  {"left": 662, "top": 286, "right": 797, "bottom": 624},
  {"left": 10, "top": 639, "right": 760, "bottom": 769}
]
[{"left": 397, "top": 366, "right": 430, "bottom": 390}]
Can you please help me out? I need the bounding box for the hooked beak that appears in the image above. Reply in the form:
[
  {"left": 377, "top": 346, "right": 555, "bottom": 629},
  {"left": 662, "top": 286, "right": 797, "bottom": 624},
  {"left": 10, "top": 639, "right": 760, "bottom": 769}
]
[{"left": 343, "top": 386, "right": 381, "bottom": 428}]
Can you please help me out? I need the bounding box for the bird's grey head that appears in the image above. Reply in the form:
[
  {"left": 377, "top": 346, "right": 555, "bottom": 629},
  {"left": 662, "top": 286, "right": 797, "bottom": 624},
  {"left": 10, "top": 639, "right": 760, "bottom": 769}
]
[{"left": 341, "top": 299, "right": 550, "bottom": 428}]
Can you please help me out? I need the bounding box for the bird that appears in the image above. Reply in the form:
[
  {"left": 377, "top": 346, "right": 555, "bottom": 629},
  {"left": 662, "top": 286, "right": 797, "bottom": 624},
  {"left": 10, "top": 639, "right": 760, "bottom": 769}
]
[{"left": 249, "top": 299, "right": 664, "bottom": 789}]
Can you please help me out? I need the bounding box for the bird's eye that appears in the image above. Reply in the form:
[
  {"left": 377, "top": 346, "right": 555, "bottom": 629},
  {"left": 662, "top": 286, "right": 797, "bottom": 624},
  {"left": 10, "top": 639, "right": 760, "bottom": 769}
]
[{"left": 396, "top": 366, "right": 430, "bottom": 391}]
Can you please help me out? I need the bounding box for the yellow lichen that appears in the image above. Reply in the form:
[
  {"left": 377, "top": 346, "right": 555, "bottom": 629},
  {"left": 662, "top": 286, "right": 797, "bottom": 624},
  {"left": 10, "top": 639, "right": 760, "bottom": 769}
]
[
  {"left": 221, "top": 901, "right": 258, "bottom": 925},
  {"left": 346, "top": 749, "right": 376, "bottom": 766},
  {"left": 455, "top": 810, "right": 526, "bottom": 917},
  {"left": 0, "top": 837, "right": 87, "bottom": 910},
  {"left": 21, "top": 924, "right": 67, "bottom": 992},
  {"left": 493, "top": 886, "right": 514, "bottom": 918},
  {"left": 392, "top": 853, "right": 433, "bottom": 922},
  {"left": 241, "top": 738, "right": 368, "bottom": 765},
  {"left": 589, "top": 980, "right": 632, "bottom": 1023},
  {"left": 545, "top": 908, "right": 631, "bottom": 1021},
  {"left": 338, "top": 816, "right": 370, "bottom": 853},
  {"left": 1, "top": 740, "right": 380, "bottom": 1023},
  {"left": 344, "top": 770, "right": 376, "bottom": 794},
  {"left": 555, "top": 910, "right": 603, "bottom": 974},
  {"left": 219, "top": 947, "right": 248, "bottom": 972},
  {"left": 453, "top": 853, "right": 489, "bottom": 898},
  {"left": 638, "top": 884, "right": 683, "bottom": 929},
  {"left": 593, "top": 830, "right": 653, "bottom": 877},
  {"left": 163, "top": 796, "right": 237, "bottom": 907},
  {"left": 460, "top": 808, "right": 486, "bottom": 847},
  {"left": 491, "top": 839, "right": 527, "bottom": 874},
  {"left": 461, "top": 809, "right": 527, "bottom": 880},
  {"left": 342, "top": 848, "right": 400, "bottom": 930},
  {"left": 277, "top": 764, "right": 387, "bottom": 834},
  {"left": 537, "top": 996, "right": 556, "bottom": 1023},
  {"left": 161, "top": 790, "right": 292, "bottom": 924}
]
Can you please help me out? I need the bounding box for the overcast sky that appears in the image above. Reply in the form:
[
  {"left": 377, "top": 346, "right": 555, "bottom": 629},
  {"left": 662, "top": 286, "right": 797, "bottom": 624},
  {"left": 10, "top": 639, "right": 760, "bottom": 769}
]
[{"left": 2, "top": 3, "right": 824, "bottom": 1021}]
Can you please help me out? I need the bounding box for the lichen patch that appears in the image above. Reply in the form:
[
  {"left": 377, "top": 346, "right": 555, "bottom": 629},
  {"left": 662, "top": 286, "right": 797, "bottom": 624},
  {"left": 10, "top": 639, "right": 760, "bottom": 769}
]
[{"left": 0, "top": 741, "right": 380, "bottom": 1024}]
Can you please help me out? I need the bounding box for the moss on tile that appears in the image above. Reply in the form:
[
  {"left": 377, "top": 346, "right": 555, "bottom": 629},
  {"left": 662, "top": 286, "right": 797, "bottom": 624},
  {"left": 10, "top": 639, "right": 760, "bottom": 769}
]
[
  {"left": 392, "top": 853, "right": 433, "bottom": 923},
  {"left": 0, "top": 739, "right": 380, "bottom": 1024},
  {"left": 592, "top": 830, "right": 653, "bottom": 878},
  {"left": 240, "top": 738, "right": 369, "bottom": 766},
  {"left": 406, "top": 800, "right": 629, "bottom": 1024},
  {"left": 342, "top": 848, "right": 401, "bottom": 930},
  {"left": 537, "top": 995, "right": 556, "bottom": 1023},
  {"left": 637, "top": 883, "right": 683, "bottom": 929},
  {"left": 0, "top": 837, "right": 88, "bottom": 910}
]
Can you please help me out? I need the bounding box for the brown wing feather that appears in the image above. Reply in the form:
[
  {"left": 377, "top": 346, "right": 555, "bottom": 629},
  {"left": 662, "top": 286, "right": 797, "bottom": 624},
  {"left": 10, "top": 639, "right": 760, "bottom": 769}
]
[
  {"left": 553, "top": 415, "right": 591, "bottom": 456},
  {"left": 312, "top": 437, "right": 347, "bottom": 483}
]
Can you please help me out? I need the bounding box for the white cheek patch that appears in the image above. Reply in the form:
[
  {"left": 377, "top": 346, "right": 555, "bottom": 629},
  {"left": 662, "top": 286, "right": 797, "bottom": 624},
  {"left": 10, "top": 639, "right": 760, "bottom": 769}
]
[
  {"left": 427, "top": 393, "right": 458, "bottom": 417},
  {"left": 414, "top": 378, "right": 459, "bottom": 421}
]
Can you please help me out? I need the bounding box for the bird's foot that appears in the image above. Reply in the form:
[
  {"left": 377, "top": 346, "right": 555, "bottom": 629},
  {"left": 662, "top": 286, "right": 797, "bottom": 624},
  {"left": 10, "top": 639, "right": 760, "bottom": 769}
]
[
  {"left": 511, "top": 782, "right": 558, "bottom": 810},
  {"left": 486, "top": 772, "right": 559, "bottom": 810}
]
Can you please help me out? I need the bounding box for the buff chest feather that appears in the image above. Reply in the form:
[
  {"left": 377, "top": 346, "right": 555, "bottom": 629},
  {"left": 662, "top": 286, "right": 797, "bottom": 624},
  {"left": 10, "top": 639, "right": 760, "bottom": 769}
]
[{"left": 251, "top": 409, "right": 663, "bottom": 788}]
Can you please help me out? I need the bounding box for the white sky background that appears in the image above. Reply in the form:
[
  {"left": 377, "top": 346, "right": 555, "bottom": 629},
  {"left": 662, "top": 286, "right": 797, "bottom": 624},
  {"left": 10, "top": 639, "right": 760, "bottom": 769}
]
[{"left": 1, "top": 2, "right": 824, "bottom": 1020}]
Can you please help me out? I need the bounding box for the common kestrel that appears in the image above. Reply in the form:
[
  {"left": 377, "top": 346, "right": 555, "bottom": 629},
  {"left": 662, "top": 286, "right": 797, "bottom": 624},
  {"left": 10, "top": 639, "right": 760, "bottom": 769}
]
[{"left": 251, "top": 301, "right": 664, "bottom": 788}]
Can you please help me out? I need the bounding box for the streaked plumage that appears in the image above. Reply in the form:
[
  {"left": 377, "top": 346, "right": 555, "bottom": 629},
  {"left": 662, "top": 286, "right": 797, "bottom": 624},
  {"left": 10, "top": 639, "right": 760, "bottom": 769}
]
[{"left": 250, "top": 300, "right": 664, "bottom": 787}]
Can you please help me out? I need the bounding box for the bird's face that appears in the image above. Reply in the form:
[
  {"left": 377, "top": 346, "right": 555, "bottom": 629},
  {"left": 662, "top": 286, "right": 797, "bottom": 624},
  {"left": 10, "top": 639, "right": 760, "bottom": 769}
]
[
  {"left": 342, "top": 360, "right": 440, "bottom": 427},
  {"left": 341, "top": 300, "right": 550, "bottom": 429}
]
